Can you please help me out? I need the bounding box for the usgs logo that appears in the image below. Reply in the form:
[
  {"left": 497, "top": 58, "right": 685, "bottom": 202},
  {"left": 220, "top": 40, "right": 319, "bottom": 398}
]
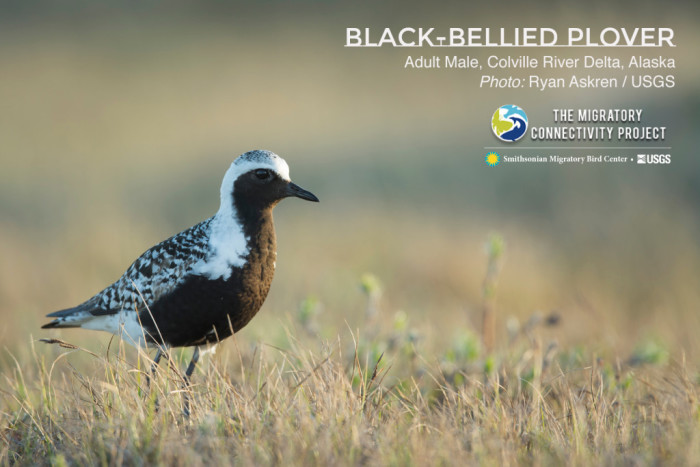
[
  {"left": 630, "top": 75, "right": 675, "bottom": 88},
  {"left": 637, "top": 154, "right": 671, "bottom": 164}
]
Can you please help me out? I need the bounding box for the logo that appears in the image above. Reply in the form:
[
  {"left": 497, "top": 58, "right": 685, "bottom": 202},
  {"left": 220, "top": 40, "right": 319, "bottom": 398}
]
[
  {"left": 637, "top": 154, "right": 671, "bottom": 164},
  {"left": 485, "top": 152, "right": 500, "bottom": 166},
  {"left": 491, "top": 105, "right": 528, "bottom": 142}
]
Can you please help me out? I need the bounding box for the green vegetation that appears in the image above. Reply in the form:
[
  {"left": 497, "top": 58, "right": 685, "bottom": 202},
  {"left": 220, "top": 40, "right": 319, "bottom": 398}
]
[{"left": 2, "top": 252, "right": 699, "bottom": 465}]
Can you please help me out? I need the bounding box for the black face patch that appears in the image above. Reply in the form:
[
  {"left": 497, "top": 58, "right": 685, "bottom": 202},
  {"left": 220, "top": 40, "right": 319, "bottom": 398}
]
[{"left": 233, "top": 170, "right": 290, "bottom": 212}]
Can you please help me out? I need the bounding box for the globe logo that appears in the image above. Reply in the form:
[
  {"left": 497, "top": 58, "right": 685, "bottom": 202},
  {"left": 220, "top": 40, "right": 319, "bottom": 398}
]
[{"left": 491, "top": 105, "right": 528, "bottom": 142}]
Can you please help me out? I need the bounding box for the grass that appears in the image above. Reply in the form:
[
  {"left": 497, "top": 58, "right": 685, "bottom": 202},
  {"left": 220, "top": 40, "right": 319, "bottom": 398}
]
[{"left": 2, "top": 242, "right": 699, "bottom": 466}]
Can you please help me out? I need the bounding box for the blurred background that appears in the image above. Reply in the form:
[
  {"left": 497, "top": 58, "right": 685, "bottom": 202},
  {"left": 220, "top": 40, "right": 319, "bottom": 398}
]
[{"left": 1, "top": 1, "right": 699, "bottom": 363}]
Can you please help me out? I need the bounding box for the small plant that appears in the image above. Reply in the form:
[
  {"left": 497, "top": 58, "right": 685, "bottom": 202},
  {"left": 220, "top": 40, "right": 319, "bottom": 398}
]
[
  {"left": 297, "top": 295, "right": 322, "bottom": 335},
  {"left": 628, "top": 338, "right": 670, "bottom": 366},
  {"left": 482, "top": 233, "right": 505, "bottom": 353},
  {"left": 359, "top": 273, "right": 382, "bottom": 321}
]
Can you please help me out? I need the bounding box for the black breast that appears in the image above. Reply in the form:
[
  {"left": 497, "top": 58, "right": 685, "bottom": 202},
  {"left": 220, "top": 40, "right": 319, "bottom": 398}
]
[{"left": 139, "top": 210, "right": 277, "bottom": 348}]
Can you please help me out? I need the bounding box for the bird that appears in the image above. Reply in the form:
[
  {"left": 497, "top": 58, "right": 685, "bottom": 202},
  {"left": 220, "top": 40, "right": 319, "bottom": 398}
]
[{"left": 42, "top": 149, "right": 319, "bottom": 391}]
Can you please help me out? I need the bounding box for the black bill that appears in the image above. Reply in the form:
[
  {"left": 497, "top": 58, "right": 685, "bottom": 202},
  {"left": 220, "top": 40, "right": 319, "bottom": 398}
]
[{"left": 286, "top": 182, "right": 319, "bottom": 202}]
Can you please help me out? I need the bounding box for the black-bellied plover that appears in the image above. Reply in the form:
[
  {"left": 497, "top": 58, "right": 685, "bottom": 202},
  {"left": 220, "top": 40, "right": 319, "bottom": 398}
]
[{"left": 42, "top": 150, "right": 319, "bottom": 391}]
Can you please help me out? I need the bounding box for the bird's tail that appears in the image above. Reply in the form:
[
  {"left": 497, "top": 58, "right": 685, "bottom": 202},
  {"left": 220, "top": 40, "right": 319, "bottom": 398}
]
[{"left": 41, "top": 306, "right": 93, "bottom": 329}]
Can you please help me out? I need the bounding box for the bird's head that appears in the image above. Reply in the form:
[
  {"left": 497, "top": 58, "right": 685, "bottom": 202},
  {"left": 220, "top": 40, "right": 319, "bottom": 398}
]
[{"left": 219, "top": 150, "right": 319, "bottom": 216}]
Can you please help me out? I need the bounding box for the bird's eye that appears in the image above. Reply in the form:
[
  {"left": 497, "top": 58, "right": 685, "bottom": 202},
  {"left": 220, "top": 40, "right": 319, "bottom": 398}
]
[{"left": 255, "top": 169, "right": 270, "bottom": 180}]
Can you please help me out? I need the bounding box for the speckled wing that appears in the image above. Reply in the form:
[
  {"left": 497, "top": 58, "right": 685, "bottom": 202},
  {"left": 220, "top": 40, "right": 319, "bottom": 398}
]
[
  {"left": 97, "top": 218, "right": 213, "bottom": 312},
  {"left": 43, "top": 218, "right": 213, "bottom": 327}
]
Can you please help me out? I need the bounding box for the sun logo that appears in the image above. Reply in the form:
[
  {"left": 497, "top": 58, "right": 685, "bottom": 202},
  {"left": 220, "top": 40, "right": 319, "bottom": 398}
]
[{"left": 485, "top": 152, "right": 500, "bottom": 167}]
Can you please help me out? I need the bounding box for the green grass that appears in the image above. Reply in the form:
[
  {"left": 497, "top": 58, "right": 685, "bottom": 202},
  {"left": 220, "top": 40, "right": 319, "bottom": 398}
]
[{"left": 2, "top": 270, "right": 699, "bottom": 465}]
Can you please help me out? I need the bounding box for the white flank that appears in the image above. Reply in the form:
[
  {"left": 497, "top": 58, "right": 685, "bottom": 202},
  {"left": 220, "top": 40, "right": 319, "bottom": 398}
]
[{"left": 81, "top": 311, "right": 148, "bottom": 347}]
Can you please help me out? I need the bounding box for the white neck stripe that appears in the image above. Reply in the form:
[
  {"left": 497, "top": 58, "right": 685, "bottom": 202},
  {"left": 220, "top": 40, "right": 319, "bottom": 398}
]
[{"left": 193, "top": 150, "right": 290, "bottom": 280}]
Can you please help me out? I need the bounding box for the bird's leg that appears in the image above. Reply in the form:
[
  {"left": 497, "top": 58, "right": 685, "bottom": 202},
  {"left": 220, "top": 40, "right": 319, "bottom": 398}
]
[
  {"left": 145, "top": 348, "right": 166, "bottom": 414},
  {"left": 182, "top": 346, "right": 200, "bottom": 417},
  {"left": 184, "top": 346, "right": 200, "bottom": 382},
  {"left": 146, "top": 348, "right": 163, "bottom": 387}
]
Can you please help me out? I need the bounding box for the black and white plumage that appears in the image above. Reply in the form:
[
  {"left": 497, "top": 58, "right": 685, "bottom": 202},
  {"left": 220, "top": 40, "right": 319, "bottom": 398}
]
[{"left": 42, "top": 150, "right": 319, "bottom": 351}]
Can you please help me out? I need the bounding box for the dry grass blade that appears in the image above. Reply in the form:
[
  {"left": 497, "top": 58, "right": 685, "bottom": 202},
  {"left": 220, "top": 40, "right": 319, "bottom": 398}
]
[{"left": 38, "top": 339, "right": 79, "bottom": 350}]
